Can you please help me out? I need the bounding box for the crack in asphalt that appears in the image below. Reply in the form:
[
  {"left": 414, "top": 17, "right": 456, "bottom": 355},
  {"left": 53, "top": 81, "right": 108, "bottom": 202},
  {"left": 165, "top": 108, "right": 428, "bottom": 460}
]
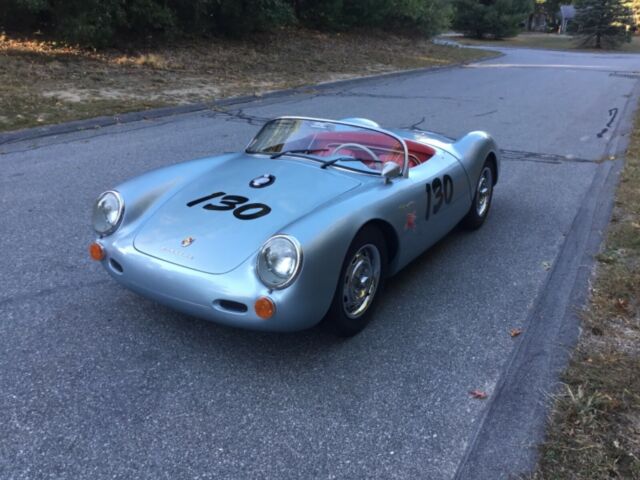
[
  {"left": 597, "top": 107, "right": 620, "bottom": 139},
  {"left": 609, "top": 71, "right": 640, "bottom": 79},
  {"left": 323, "top": 91, "right": 462, "bottom": 101},
  {"left": 207, "top": 108, "right": 271, "bottom": 126},
  {"left": 405, "top": 116, "right": 427, "bottom": 130},
  {"left": 607, "top": 107, "right": 620, "bottom": 128},
  {"left": 500, "top": 149, "right": 597, "bottom": 164},
  {"left": 474, "top": 110, "right": 498, "bottom": 118}
]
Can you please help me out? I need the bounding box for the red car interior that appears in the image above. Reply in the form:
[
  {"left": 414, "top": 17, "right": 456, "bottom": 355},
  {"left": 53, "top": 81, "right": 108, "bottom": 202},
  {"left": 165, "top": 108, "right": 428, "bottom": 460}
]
[{"left": 308, "top": 131, "right": 435, "bottom": 169}]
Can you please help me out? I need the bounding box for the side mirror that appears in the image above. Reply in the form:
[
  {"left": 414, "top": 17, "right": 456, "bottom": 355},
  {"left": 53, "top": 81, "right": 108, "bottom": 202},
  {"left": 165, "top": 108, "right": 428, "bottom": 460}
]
[{"left": 381, "top": 161, "right": 402, "bottom": 184}]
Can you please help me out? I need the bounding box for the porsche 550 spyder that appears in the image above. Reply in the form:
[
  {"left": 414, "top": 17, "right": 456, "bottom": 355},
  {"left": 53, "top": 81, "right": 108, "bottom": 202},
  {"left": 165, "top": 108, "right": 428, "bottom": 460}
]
[{"left": 90, "top": 116, "right": 499, "bottom": 336}]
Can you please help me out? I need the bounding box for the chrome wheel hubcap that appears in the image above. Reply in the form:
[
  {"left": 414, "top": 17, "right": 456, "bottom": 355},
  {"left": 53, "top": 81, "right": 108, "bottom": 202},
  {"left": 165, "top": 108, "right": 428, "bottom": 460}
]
[
  {"left": 342, "top": 244, "right": 381, "bottom": 319},
  {"left": 476, "top": 167, "right": 493, "bottom": 217}
]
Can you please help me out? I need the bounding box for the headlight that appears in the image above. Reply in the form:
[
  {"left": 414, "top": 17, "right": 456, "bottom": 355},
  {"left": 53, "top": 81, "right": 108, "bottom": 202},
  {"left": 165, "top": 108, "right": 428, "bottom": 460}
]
[
  {"left": 92, "top": 190, "right": 124, "bottom": 236},
  {"left": 257, "top": 235, "right": 302, "bottom": 289}
]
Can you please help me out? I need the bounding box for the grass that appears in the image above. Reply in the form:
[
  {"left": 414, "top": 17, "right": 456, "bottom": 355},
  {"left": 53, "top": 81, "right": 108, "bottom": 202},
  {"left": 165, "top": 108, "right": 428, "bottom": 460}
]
[
  {"left": 452, "top": 32, "right": 640, "bottom": 53},
  {"left": 0, "top": 29, "right": 496, "bottom": 133},
  {"left": 531, "top": 113, "right": 640, "bottom": 478}
]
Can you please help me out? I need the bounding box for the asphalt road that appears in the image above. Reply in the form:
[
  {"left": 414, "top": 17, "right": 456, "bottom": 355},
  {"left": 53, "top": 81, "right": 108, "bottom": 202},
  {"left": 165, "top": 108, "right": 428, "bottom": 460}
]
[{"left": 1, "top": 47, "right": 639, "bottom": 479}]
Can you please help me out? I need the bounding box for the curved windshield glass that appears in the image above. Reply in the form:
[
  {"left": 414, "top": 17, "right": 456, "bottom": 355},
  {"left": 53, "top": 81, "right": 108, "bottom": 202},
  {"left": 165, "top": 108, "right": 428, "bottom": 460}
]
[{"left": 246, "top": 118, "right": 407, "bottom": 175}]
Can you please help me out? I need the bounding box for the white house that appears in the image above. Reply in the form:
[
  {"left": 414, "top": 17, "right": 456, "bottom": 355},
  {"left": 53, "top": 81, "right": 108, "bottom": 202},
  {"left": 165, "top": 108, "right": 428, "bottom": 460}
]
[{"left": 559, "top": 5, "right": 576, "bottom": 34}]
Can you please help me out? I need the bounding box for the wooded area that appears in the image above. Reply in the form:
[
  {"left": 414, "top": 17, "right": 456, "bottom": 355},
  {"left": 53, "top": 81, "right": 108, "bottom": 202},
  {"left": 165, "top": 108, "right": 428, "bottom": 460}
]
[
  {"left": 0, "top": 0, "right": 452, "bottom": 47},
  {"left": 2, "top": 0, "right": 633, "bottom": 50}
]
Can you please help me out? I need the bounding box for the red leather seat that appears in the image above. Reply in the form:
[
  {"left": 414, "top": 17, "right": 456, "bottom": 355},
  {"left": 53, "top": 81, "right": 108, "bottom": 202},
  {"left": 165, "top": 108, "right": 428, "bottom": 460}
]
[
  {"left": 405, "top": 140, "right": 435, "bottom": 167},
  {"left": 306, "top": 132, "right": 435, "bottom": 169}
]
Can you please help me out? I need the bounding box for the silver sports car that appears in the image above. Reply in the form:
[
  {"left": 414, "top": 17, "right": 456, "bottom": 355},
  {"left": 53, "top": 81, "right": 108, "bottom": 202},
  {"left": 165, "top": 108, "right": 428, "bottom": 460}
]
[{"left": 90, "top": 116, "right": 499, "bottom": 336}]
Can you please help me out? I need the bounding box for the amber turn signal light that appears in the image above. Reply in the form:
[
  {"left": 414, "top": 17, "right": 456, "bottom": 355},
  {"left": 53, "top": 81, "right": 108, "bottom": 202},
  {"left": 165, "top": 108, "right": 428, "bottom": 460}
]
[
  {"left": 89, "top": 242, "right": 105, "bottom": 261},
  {"left": 254, "top": 297, "right": 275, "bottom": 320}
]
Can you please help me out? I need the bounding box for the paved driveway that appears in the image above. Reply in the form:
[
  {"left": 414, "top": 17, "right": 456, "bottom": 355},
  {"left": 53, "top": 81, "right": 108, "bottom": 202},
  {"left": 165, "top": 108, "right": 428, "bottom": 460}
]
[{"left": 1, "top": 47, "right": 639, "bottom": 479}]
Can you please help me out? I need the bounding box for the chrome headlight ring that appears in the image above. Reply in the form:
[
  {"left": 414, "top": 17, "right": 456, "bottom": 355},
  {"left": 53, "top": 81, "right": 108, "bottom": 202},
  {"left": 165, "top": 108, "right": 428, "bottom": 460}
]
[
  {"left": 92, "top": 190, "right": 124, "bottom": 236},
  {"left": 256, "top": 235, "right": 303, "bottom": 290}
]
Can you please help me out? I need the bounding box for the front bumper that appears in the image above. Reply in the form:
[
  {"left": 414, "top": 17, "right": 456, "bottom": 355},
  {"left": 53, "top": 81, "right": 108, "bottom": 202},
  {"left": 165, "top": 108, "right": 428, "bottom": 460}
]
[{"left": 97, "top": 241, "right": 326, "bottom": 332}]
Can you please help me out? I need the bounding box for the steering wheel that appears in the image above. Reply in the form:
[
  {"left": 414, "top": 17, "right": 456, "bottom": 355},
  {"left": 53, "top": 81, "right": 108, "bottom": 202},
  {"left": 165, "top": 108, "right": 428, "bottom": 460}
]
[{"left": 332, "top": 143, "right": 381, "bottom": 169}]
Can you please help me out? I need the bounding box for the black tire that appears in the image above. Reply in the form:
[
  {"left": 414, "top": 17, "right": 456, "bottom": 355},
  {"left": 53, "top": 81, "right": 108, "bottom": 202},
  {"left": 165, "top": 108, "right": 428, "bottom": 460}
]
[
  {"left": 324, "top": 226, "right": 388, "bottom": 337},
  {"left": 461, "top": 160, "right": 494, "bottom": 230}
]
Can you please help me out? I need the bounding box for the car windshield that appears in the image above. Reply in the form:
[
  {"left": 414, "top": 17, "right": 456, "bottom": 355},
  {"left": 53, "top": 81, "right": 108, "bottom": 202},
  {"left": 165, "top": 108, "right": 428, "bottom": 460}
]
[{"left": 246, "top": 118, "right": 407, "bottom": 175}]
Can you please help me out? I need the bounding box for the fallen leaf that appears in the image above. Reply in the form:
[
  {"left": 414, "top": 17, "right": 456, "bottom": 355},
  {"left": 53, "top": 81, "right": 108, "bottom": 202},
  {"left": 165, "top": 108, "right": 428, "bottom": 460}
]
[
  {"left": 616, "top": 298, "right": 630, "bottom": 311},
  {"left": 469, "top": 390, "right": 488, "bottom": 400},
  {"left": 510, "top": 328, "right": 523, "bottom": 337}
]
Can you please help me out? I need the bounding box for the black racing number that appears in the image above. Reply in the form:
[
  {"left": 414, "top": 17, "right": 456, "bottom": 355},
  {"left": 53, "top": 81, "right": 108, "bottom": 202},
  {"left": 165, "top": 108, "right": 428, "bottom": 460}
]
[
  {"left": 203, "top": 194, "right": 248, "bottom": 211},
  {"left": 425, "top": 183, "right": 432, "bottom": 221},
  {"left": 432, "top": 177, "right": 444, "bottom": 215},
  {"left": 233, "top": 203, "right": 272, "bottom": 220},
  {"left": 187, "top": 191, "right": 271, "bottom": 220},
  {"left": 444, "top": 175, "right": 454, "bottom": 204},
  {"left": 186, "top": 191, "right": 224, "bottom": 207},
  {"left": 425, "top": 175, "right": 453, "bottom": 220}
]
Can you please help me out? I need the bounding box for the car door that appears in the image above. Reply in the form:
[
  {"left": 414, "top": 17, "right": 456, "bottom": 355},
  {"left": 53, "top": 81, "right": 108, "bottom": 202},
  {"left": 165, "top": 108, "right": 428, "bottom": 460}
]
[{"left": 398, "top": 150, "right": 472, "bottom": 262}]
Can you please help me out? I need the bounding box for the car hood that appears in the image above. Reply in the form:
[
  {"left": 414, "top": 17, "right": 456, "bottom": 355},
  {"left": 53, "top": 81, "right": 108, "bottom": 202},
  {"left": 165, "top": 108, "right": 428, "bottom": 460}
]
[{"left": 133, "top": 154, "right": 361, "bottom": 274}]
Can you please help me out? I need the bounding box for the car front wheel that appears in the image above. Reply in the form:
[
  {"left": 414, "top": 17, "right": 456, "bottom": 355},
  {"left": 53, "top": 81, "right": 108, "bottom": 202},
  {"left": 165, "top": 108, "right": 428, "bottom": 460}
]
[{"left": 325, "top": 226, "right": 387, "bottom": 337}]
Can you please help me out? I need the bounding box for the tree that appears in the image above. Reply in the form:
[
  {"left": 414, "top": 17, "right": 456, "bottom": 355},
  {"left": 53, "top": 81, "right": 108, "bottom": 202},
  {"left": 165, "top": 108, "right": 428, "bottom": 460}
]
[
  {"left": 0, "top": 0, "right": 454, "bottom": 47},
  {"left": 572, "top": 0, "right": 632, "bottom": 48},
  {"left": 212, "top": 0, "right": 295, "bottom": 37},
  {"left": 452, "top": 0, "right": 532, "bottom": 39},
  {"left": 296, "top": 0, "right": 452, "bottom": 36},
  {"left": 539, "top": 0, "right": 564, "bottom": 30}
]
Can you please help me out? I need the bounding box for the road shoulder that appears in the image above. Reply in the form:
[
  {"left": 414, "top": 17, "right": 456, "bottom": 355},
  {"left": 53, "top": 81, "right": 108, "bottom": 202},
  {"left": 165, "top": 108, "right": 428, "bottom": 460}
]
[{"left": 454, "top": 81, "right": 640, "bottom": 479}]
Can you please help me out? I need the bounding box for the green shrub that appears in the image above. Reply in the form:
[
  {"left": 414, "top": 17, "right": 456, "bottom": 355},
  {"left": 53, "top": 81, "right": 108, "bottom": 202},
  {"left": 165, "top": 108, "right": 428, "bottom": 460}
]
[
  {"left": 297, "top": 0, "right": 451, "bottom": 36},
  {"left": 212, "top": 0, "right": 295, "bottom": 36},
  {"left": 452, "top": 0, "right": 532, "bottom": 39},
  {"left": 0, "top": 0, "right": 453, "bottom": 47},
  {"left": 381, "top": 0, "right": 453, "bottom": 37},
  {"left": 0, "top": 0, "right": 49, "bottom": 32},
  {"left": 53, "top": 1, "right": 118, "bottom": 47}
]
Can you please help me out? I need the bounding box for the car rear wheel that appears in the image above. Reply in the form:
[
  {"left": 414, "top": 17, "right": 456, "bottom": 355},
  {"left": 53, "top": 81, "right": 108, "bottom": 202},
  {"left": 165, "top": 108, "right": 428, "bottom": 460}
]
[
  {"left": 461, "top": 161, "right": 494, "bottom": 230},
  {"left": 325, "top": 226, "right": 387, "bottom": 337}
]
